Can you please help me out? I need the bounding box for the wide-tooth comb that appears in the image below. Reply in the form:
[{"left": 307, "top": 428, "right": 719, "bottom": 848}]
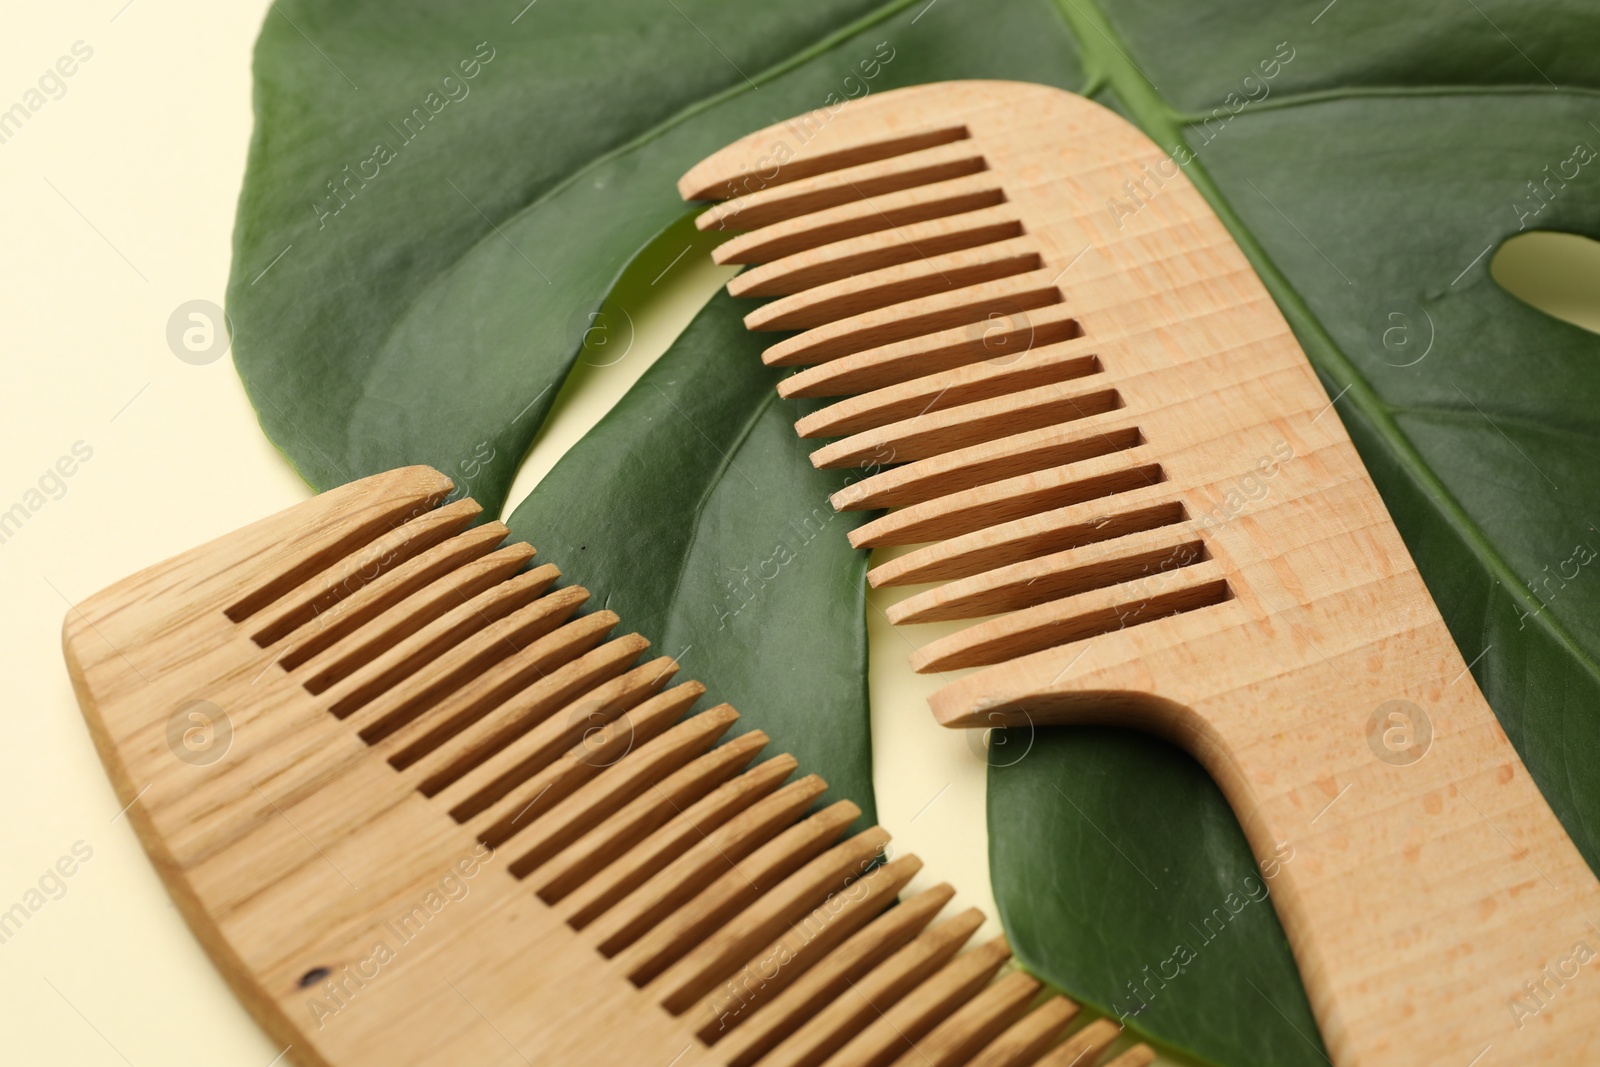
[
  {"left": 681, "top": 82, "right": 1600, "bottom": 1065},
  {"left": 62, "top": 466, "right": 1152, "bottom": 1067}
]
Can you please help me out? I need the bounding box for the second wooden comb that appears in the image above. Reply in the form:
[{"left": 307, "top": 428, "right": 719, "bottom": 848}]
[
  {"left": 62, "top": 466, "right": 1153, "bottom": 1067},
  {"left": 680, "top": 82, "right": 1600, "bottom": 1065}
]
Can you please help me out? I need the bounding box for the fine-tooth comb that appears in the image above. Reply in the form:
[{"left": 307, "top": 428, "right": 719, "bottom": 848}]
[
  {"left": 680, "top": 82, "right": 1600, "bottom": 1064},
  {"left": 62, "top": 466, "right": 1154, "bottom": 1067}
]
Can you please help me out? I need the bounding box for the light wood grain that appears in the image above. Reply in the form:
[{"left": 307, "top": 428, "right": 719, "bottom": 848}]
[
  {"left": 63, "top": 465, "right": 1146, "bottom": 1067},
  {"left": 681, "top": 80, "right": 1600, "bottom": 1064}
]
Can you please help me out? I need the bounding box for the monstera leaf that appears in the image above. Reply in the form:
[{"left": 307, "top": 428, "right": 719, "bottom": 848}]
[{"left": 228, "top": 1, "right": 1600, "bottom": 1065}]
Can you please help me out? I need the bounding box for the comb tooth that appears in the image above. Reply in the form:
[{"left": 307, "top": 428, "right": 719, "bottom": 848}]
[
  {"left": 612, "top": 800, "right": 862, "bottom": 986},
  {"left": 501, "top": 700, "right": 741, "bottom": 878},
  {"left": 889, "top": 528, "right": 1208, "bottom": 625},
  {"left": 712, "top": 882, "right": 954, "bottom": 1067},
  {"left": 744, "top": 238, "right": 1041, "bottom": 332},
  {"left": 576, "top": 780, "right": 825, "bottom": 947},
  {"left": 695, "top": 854, "right": 923, "bottom": 1045},
  {"left": 558, "top": 760, "right": 813, "bottom": 932},
  {"left": 378, "top": 624, "right": 642, "bottom": 774},
  {"left": 294, "top": 555, "right": 552, "bottom": 694},
  {"left": 713, "top": 174, "right": 1005, "bottom": 265},
  {"left": 471, "top": 684, "right": 713, "bottom": 850},
  {"left": 459, "top": 680, "right": 703, "bottom": 837},
  {"left": 284, "top": 542, "right": 538, "bottom": 681},
  {"left": 727, "top": 207, "right": 1024, "bottom": 298},
  {"left": 910, "top": 565, "right": 1232, "bottom": 673},
  {"left": 850, "top": 451, "right": 1164, "bottom": 550},
  {"left": 780, "top": 307, "right": 1086, "bottom": 399},
  {"left": 224, "top": 465, "right": 454, "bottom": 623},
  {"left": 870, "top": 495, "right": 1196, "bottom": 591},
  {"left": 679, "top": 125, "right": 969, "bottom": 201},
  {"left": 1033, "top": 1018, "right": 1123, "bottom": 1067},
  {"left": 759, "top": 910, "right": 987, "bottom": 1067},
  {"left": 582, "top": 775, "right": 831, "bottom": 944},
  {"left": 435, "top": 658, "right": 675, "bottom": 824},
  {"left": 836, "top": 424, "right": 1143, "bottom": 517},
  {"left": 650, "top": 825, "right": 891, "bottom": 1014},
  {"left": 407, "top": 645, "right": 665, "bottom": 803},
  {"left": 964, "top": 995, "right": 1080, "bottom": 1067},
  {"left": 760, "top": 273, "right": 1063, "bottom": 368},
  {"left": 697, "top": 140, "right": 987, "bottom": 232},
  {"left": 534, "top": 741, "right": 783, "bottom": 907},
  {"left": 820, "top": 936, "right": 1012, "bottom": 1067},
  {"left": 798, "top": 346, "right": 1101, "bottom": 441},
  {"left": 883, "top": 968, "right": 1043, "bottom": 1067},
  {"left": 366, "top": 604, "right": 614, "bottom": 755},
  {"left": 811, "top": 383, "right": 1123, "bottom": 471},
  {"left": 275, "top": 523, "right": 513, "bottom": 670},
  {"left": 246, "top": 498, "right": 482, "bottom": 647},
  {"left": 331, "top": 583, "right": 591, "bottom": 736},
  {"left": 869, "top": 492, "right": 1185, "bottom": 587}
]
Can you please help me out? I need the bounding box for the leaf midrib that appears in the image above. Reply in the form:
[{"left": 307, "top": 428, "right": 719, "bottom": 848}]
[{"left": 1049, "top": 0, "right": 1600, "bottom": 695}]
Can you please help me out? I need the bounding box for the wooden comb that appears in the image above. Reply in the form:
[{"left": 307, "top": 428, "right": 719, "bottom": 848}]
[
  {"left": 680, "top": 82, "right": 1600, "bottom": 1065},
  {"left": 62, "top": 466, "right": 1154, "bottom": 1067}
]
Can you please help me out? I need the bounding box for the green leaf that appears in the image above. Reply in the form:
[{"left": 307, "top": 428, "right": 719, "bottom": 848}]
[{"left": 229, "top": 1, "right": 1600, "bottom": 1065}]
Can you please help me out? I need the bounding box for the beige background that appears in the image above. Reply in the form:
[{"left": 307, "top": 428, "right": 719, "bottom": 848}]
[{"left": 1, "top": 2, "right": 1594, "bottom": 1064}]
